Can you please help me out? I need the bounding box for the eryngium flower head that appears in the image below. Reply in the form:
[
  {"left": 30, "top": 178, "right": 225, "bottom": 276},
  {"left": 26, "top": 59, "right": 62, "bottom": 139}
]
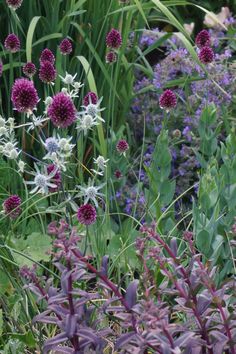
[
  {"left": 116, "top": 139, "right": 129, "bottom": 154},
  {"left": 0, "top": 60, "right": 3, "bottom": 77},
  {"left": 195, "top": 30, "right": 211, "bottom": 48},
  {"left": 11, "top": 78, "right": 39, "bottom": 113},
  {"left": 47, "top": 92, "right": 76, "bottom": 128},
  {"left": 83, "top": 91, "right": 98, "bottom": 106},
  {"left": 59, "top": 38, "right": 72, "bottom": 55},
  {"left": 47, "top": 164, "right": 61, "bottom": 192},
  {"left": 77, "top": 204, "right": 97, "bottom": 225},
  {"left": 6, "top": 0, "right": 23, "bottom": 10},
  {"left": 4, "top": 33, "right": 20, "bottom": 53},
  {"left": 106, "top": 28, "right": 122, "bottom": 49},
  {"left": 23, "top": 62, "right": 36, "bottom": 78},
  {"left": 159, "top": 89, "right": 177, "bottom": 110},
  {"left": 198, "top": 46, "right": 214, "bottom": 64},
  {"left": 3, "top": 195, "right": 21, "bottom": 219},
  {"left": 39, "top": 61, "right": 56, "bottom": 83},
  {"left": 40, "top": 48, "right": 55, "bottom": 64},
  {"left": 106, "top": 51, "right": 117, "bottom": 64}
]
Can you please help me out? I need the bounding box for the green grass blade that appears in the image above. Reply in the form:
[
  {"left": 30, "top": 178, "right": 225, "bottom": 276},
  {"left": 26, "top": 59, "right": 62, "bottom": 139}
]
[{"left": 26, "top": 16, "right": 41, "bottom": 62}]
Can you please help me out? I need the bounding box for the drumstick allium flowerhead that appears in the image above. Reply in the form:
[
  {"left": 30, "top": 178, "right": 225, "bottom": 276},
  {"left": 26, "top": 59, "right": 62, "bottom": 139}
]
[
  {"left": 198, "top": 46, "right": 214, "bottom": 64},
  {"left": 4, "top": 33, "right": 20, "bottom": 53},
  {"left": 40, "top": 48, "right": 55, "bottom": 64},
  {"left": 116, "top": 139, "right": 129, "bottom": 154},
  {"left": 39, "top": 61, "right": 57, "bottom": 83},
  {"left": 47, "top": 92, "right": 77, "bottom": 128},
  {"left": 83, "top": 92, "right": 98, "bottom": 106},
  {"left": 195, "top": 29, "right": 211, "bottom": 48},
  {"left": 11, "top": 78, "right": 39, "bottom": 113},
  {"left": 59, "top": 38, "right": 72, "bottom": 55},
  {"left": 3, "top": 195, "right": 21, "bottom": 219},
  {"left": 23, "top": 62, "right": 36, "bottom": 78},
  {"left": 6, "top": 0, "right": 23, "bottom": 9},
  {"left": 106, "top": 51, "right": 117, "bottom": 64},
  {"left": 106, "top": 28, "right": 122, "bottom": 49},
  {"left": 77, "top": 204, "right": 97, "bottom": 225},
  {"left": 159, "top": 89, "right": 177, "bottom": 111}
]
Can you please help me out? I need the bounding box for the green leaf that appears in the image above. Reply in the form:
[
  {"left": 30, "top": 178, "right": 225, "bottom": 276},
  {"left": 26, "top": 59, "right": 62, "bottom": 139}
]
[
  {"left": 196, "top": 229, "right": 211, "bottom": 254},
  {"left": 26, "top": 16, "right": 41, "bottom": 62}
]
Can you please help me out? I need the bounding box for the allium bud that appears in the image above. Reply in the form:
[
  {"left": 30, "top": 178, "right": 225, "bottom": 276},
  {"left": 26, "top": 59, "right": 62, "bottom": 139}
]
[
  {"left": 83, "top": 92, "right": 98, "bottom": 106},
  {"left": 59, "top": 38, "right": 72, "bottom": 55},
  {"left": 106, "top": 51, "right": 117, "bottom": 64},
  {"left": 6, "top": 0, "right": 23, "bottom": 10},
  {"left": 11, "top": 78, "right": 39, "bottom": 113},
  {"left": 106, "top": 29, "right": 122, "bottom": 49},
  {"left": 39, "top": 61, "right": 57, "bottom": 83},
  {"left": 116, "top": 139, "right": 129, "bottom": 154},
  {"left": 195, "top": 29, "right": 211, "bottom": 48},
  {"left": 47, "top": 92, "right": 77, "bottom": 128},
  {"left": 77, "top": 204, "right": 97, "bottom": 225},
  {"left": 23, "top": 62, "right": 36, "bottom": 78},
  {"left": 40, "top": 48, "right": 55, "bottom": 64},
  {"left": 159, "top": 89, "right": 177, "bottom": 111},
  {"left": 114, "top": 169, "right": 122, "bottom": 179},
  {"left": 4, "top": 33, "right": 20, "bottom": 53},
  {"left": 198, "top": 46, "right": 214, "bottom": 64},
  {"left": 3, "top": 195, "right": 21, "bottom": 219}
]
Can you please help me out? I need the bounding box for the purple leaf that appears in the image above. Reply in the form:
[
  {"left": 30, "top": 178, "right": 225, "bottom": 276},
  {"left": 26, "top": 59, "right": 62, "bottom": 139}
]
[
  {"left": 115, "top": 332, "right": 136, "bottom": 349},
  {"left": 170, "top": 238, "right": 178, "bottom": 257},
  {"left": 64, "top": 314, "right": 77, "bottom": 338},
  {"left": 125, "top": 280, "right": 139, "bottom": 309},
  {"left": 43, "top": 332, "right": 67, "bottom": 353}
]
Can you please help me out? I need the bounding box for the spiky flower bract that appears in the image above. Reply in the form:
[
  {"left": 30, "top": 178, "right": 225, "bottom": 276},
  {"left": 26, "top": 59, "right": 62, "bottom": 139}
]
[
  {"left": 59, "top": 38, "right": 72, "bottom": 55},
  {"left": 11, "top": 78, "right": 39, "bottom": 113},
  {"left": 4, "top": 33, "right": 20, "bottom": 53},
  {"left": 47, "top": 164, "right": 61, "bottom": 192},
  {"left": 23, "top": 62, "right": 36, "bottom": 78},
  {"left": 47, "top": 92, "right": 76, "bottom": 128},
  {"left": 77, "top": 204, "right": 97, "bottom": 225},
  {"left": 106, "top": 28, "right": 122, "bottom": 49},
  {"left": 195, "top": 30, "right": 211, "bottom": 48},
  {"left": 198, "top": 46, "right": 214, "bottom": 64},
  {"left": 39, "top": 48, "right": 55, "bottom": 64},
  {"left": 3, "top": 195, "right": 21, "bottom": 219},
  {"left": 159, "top": 89, "right": 177, "bottom": 111}
]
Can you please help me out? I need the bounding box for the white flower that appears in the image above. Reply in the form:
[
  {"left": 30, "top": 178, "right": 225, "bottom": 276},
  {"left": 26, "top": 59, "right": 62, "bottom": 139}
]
[
  {"left": 0, "top": 126, "right": 8, "bottom": 136},
  {"left": 76, "top": 114, "right": 99, "bottom": 135},
  {"left": 26, "top": 164, "right": 57, "bottom": 195},
  {"left": 0, "top": 117, "right": 6, "bottom": 127},
  {"left": 73, "top": 81, "right": 83, "bottom": 91},
  {"left": 9, "top": 148, "right": 19, "bottom": 160},
  {"left": 92, "top": 156, "right": 109, "bottom": 176},
  {"left": 59, "top": 72, "right": 77, "bottom": 85},
  {"left": 27, "top": 115, "right": 49, "bottom": 132},
  {"left": 18, "top": 160, "right": 26, "bottom": 173},
  {"left": 58, "top": 136, "right": 74, "bottom": 153},
  {"left": 49, "top": 152, "right": 68, "bottom": 172},
  {"left": 76, "top": 180, "right": 105, "bottom": 207},
  {"left": 203, "top": 7, "right": 229, "bottom": 29},
  {"left": 79, "top": 97, "right": 105, "bottom": 122},
  {"left": 44, "top": 96, "right": 53, "bottom": 106}
]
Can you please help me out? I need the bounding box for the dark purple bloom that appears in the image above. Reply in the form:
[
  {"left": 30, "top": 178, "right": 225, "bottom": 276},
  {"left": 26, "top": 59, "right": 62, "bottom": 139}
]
[
  {"left": 106, "top": 51, "right": 117, "bottom": 64},
  {"left": 59, "top": 38, "right": 72, "bottom": 55},
  {"left": 106, "top": 28, "right": 122, "bottom": 49},
  {"left": 11, "top": 78, "right": 39, "bottom": 113},
  {"left": 159, "top": 89, "right": 177, "bottom": 110},
  {"left": 47, "top": 92, "right": 76, "bottom": 128},
  {"left": 39, "top": 48, "right": 55, "bottom": 64},
  {"left": 3, "top": 195, "right": 21, "bottom": 219},
  {"left": 116, "top": 139, "right": 129, "bottom": 154},
  {"left": 23, "top": 62, "right": 36, "bottom": 78},
  {"left": 47, "top": 164, "right": 62, "bottom": 192},
  {"left": 6, "top": 0, "right": 23, "bottom": 10},
  {"left": 83, "top": 91, "right": 98, "bottom": 106},
  {"left": 198, "top": 46, "right": 214, "bottom": 64},
  {"left": 4, "top": 33, "right": 20, "bottom": 53},
  {"left": 39, "top": 61, "right": 57, "bottom": 83},
  {"left": 195, "top": 30, "right": 211, "bottom": 48},
  {"left": 114, "top": 169, "right": 122, "bottom": 179},
  {"left": 77, "top": 204, "right": 97, "bottom": 225}
]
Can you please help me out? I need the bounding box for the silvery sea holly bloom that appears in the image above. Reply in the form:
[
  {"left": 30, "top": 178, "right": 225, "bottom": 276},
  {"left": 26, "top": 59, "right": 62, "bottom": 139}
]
[
  {"left": 39, "top": 61, "right": 57, "bottom": 83},
  {"left": 26, "top": 164, "right": 57, "bottom": 195},
  {"left": 11, "top": 78, "right": 39, "bottom": 113},
  {"left": 59, "top": 38, "right": 72, "bottom": 55},
  {"left": 23, "top": 62, "right": 36, "bottom": 78},
  {"left": 40, "top": 48, "right": 55, "bottom": 64},
  {"left": 198, "top": 46, "right": 214, "bottom": 64},
  {"left": 76, "top": 114, "right": 99, "bottom": 135},
  {"left": 4, "top": 33, "right": 20, "bottom": 53},
  {"left": 47, "top": 92, "right": 77, "bottom": 128},
  {"left": 6, "top": 0, "right": 23, "bottom": 10},
  {"left": 195, "top": 29, "right": 211, "bottom": 48},
  {"left": 76, "top": 180, "right": 105, "bottom": 207},
  {"left": 77, "top": 204, "right": 97, "bottom": 225},
  {"left": 3, "top": 194, "right": 21, "bottom": 219},
  {"left": 106, "top": 28, "right": 122, "bottom": 49},
  {"left": 79, "top": 97, "right": 105, "bottom": 122},
  {"left": 47, "top": 164, "right": 61, "bottom": 192},
  {"left": 59, "top": 72, "right": 77, "bottom": 85},
  {"left": 92, "top": 156, "right": 109, "bottom": 176},
  {"left": 159, "top": 89, "right": 177, "bottom": 111}
]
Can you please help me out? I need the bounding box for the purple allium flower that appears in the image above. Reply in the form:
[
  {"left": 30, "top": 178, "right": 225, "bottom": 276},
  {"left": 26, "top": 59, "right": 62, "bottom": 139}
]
[
  {"left": 47, "top": 92, "right": 76, "bottom": 128},
  {"left": 0, "top": 60, "right": 3, "bottom": 77},
  {"left": 47, "top": 164, "right": 61, "bottom": 192},
  {"left": 159, "top": 89, "right": 177, "bottom": 110},
  {"left": 23, "top": 62, "right": 36, "bottom": 78},
  {"left": 3, "top": 194, "right": 21, "bottom": 219},
  {"left": 83, "top": 91, "right": 98, "bottom": 106},
  {"left": 6, "top": 0, "right": 23, "bottom": 10},
  {"left": 198, "top": 46, "right": 214, "bottom": 64},
  {"left": 106, "top": 28, "right": 122, "bottom": 49},
  {"left": 59, "top": 38, "right": 72, "bottom": 55},
  {"left": 39, "top": 61, "right": 56, "bottom": 83},
  {"left": 77, "top": 204, "right": 97, "bottom": 225},
  {"left": 116, "top": 139, "right": 129, "bottom": 154},
  {"left": 106, "top": 51, "right": 117, "bottom": 64},
  {"left": 195, "top": 30, "right": 211, "bottom": 48},
  {"left": 4, "top": 33, "right": 20, "bottom": 53},
  {"left": 11, "top": 78, "right": 39, "bottom": 113},
  {"left": 114, "top": 169, "right": 122, "bottom": 179},
  {"left": 39, "top": 48, "right": 55, "bottom": 64}
]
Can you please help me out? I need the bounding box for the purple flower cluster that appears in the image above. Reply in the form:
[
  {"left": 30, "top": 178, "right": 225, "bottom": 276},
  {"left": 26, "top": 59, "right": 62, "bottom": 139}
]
[
  {"left": 6, "top": 0, "right": 23, "bottom": 9},
  {"left": 47, "top": 92, "right": 76, "bottom": 128},
  {"left": 4, "top": 33, "right": 20, "bottom": 53},
  {"left": 3, "top": 194, "right": 21, "bottom": 219},
  {"left": 11, "top": 78, "right": 39, "bottom": 113},
  {"left": 39, "top": 48, "right": 57, "bottom": 83}
]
